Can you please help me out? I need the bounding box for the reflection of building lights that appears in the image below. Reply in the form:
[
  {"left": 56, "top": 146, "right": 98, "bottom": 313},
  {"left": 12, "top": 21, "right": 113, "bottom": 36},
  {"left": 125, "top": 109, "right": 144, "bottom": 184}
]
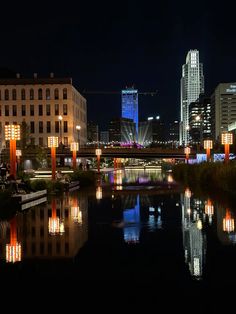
[
  {"left": 71, "top": 206, "right": 82, "bottom": 224},
  {"left": 185, "top": 188, "right": 191, "bottom": 198},
  {"left": 59, "top": 221, "right": 65, "bottom": 234},
  {"left": 96, "top": 186, "right": 102, "bottom": 200},
  {"left": 205, "top": 199, "right": 214, "bottom": 216},
  {"left": 6, "top": 243, "right": 21, "bottom": 263},
  {"left": 223, "top": 209, "right": 235, "bottom": 233},
  {"left": 197, "top": 219, "right": 203, "bottom": 230}
]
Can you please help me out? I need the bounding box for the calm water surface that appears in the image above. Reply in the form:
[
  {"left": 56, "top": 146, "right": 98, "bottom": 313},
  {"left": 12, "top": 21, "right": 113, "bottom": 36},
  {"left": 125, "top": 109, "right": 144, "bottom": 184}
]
[{"left": 0, "top": 169, "right": 236, "bottom": 305}]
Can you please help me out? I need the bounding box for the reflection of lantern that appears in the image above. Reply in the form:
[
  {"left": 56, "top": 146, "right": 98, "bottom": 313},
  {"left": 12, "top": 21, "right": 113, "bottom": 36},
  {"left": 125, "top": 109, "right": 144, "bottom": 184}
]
[
  {"left": 96, "top": 186, "right": 102, "bottom": 200},
  {"left": 167, "top": 174, "right": 173, "bottom": 183},
  {"left": 6, "top": 217, "right": 21, "bottom": 263},
  {"left": 48, "top": 199, "right": 65, "bottom": 235},
  {"left": 184, "top": 147, "right": 191, "bottom": 163},
  {"left": 223, "top": 209, "right": 235, "bottom": 233},
  {"left": 48, "top": 136, "right": 59, "bottom": 180},
  {"left": 205, "top": 199, "right": 214, "bottom": 215},
  {"left": 197, "top": 219, "right": 202, "bottom": 230},
  {"left": 204, "top": 140, "right": 213, "bottom": 162},
  {"left": 5, "top": 124, "right": 21, "bottom": 178},
  {"left": 185, "top": 188, "right": 191, "bottom": 198},
  {"left": 71, "top": 206, "right": 82, "bottom": 224},
  {"left": 95, "top": 149, "right": 102, "bottom": 173},
  {"left": 221, "top": 132, "right": 233, "bottom": 163},
  {"left": 70, "top": 142, "right": 79, "bottom": 170}
]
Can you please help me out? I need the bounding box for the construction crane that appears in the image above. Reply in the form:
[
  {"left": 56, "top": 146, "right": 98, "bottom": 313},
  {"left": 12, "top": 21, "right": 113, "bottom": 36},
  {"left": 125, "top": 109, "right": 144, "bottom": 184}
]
[{"left": 82, "top": 90, "right": 158, "bottom": 96}]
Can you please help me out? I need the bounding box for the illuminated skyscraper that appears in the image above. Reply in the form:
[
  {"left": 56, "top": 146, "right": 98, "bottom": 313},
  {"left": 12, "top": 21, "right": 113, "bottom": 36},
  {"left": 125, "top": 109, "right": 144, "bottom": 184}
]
[
  {"left": 122, "top": 87, "right": 138, "bottom": 140},
  {"left": 180, "top": 50, "right": 204, "bottom": 145}
]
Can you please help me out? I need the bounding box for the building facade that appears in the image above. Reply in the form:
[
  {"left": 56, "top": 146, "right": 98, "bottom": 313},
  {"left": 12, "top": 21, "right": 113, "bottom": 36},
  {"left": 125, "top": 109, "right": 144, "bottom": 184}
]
[
  {"left": 0, "top": 74, "right": 87, "bottom": 149},
  {"left": 138, "top": 116, "right": 165, "bottom": 146},
  {"left": 189, "top": 95, "right": 212, "bottom": 144},
  {"left": 87, "top": 121, "right": 99, "bottom": 143},
  {"left": 100, "top": 131, "right": 109, "bottom": 144},
  {"left": 211, "top": 83, "right": 236, "bottom": 140},
  {"left": 109, "top": 117, "right": 136, "bottom": 144},
  {"left": 121, "top": 87, "right": 138, "bottom": 140},
  {"left": 180, "top": 50, "right": 204, "bottom": 145}
]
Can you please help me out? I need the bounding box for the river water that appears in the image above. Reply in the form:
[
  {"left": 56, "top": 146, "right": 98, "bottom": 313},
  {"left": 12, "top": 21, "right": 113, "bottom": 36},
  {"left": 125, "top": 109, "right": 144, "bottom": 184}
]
[{"left": 0, "top": 168, "right": 236, "bottom": 306}]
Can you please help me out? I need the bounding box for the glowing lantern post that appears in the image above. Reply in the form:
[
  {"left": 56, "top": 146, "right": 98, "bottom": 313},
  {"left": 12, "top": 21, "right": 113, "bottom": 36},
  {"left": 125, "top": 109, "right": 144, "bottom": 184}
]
[
  {"left": 5, "top": 124, "right": 20, "bottom": 178},
  {"left": 184, "top": 146, "right": 191, "bottom": 164},
  {"left": 70, "top": 142, "right": 79, "bottom": 170},
  {"left": 223, "top": 209, "right": 234, "bottom": 233},
  {"left": 221, "top": 132, "right": 233, "bottom": 163},
  {"left": 48, "top": 198, "right": 65, "bottom": 235},
  {"left": 95, "top": 148, "right": 102, "bottom": 173},
  {"left": 6, "top": 217, "right": 21, "bottom": 263},
  {"left": 204, "top": 140, "right": 213, "bottom": 162},
  {"left": 48, "top": 136, "right": 59, "bottom": 180}
]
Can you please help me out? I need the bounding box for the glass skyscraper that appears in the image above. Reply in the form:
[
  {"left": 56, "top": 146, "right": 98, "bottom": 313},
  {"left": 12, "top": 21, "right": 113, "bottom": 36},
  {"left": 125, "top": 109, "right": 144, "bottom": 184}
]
[
  {"left": 180, "top": 50, "right": 204, "bottom": 145},
  {"left": 121, "top": 87, "right": 138, "bottom": 141}
]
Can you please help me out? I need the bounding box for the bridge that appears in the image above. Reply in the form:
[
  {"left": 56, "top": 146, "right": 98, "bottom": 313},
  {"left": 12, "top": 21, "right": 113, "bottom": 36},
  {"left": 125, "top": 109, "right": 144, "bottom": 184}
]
[{"left": 70, "top": 147, "right": 196, "bottom": 159}]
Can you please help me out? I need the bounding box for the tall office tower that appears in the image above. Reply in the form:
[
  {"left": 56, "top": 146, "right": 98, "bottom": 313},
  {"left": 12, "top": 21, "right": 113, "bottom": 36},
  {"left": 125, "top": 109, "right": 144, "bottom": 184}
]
[
  {"left": 121, "top": 87, "right": 138, "bottom": 141},
  {"left": 180, "top": 50, "right": 204, "bottom": 145}
]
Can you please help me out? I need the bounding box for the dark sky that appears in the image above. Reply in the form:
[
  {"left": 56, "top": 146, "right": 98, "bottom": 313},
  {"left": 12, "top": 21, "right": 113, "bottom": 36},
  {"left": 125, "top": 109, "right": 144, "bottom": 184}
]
[{"left": 1, "top": 1, "right": 236, "bottom": 130}]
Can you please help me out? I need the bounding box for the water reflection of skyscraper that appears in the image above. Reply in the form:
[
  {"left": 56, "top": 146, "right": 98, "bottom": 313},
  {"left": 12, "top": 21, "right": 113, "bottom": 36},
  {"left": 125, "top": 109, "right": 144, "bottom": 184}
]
[
  {"left": 0, "top": 193, "right": 88, "bottom": 262},
  {"left": 123, "top": 195, "right": 140, "bottom": 243},
  {"left": 181, "top": 188, "right": 206, "bottom": 279}
]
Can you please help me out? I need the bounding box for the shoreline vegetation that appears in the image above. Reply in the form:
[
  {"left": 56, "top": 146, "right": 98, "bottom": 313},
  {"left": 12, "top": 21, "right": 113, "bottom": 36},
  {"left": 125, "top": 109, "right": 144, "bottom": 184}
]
[{"left": 172, "top": 162, "right": 236, "bottom": 205}]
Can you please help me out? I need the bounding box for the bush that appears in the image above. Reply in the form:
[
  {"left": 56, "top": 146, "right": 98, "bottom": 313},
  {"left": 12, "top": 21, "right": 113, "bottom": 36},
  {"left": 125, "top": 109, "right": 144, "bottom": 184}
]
[
  {"left": 30, "top": 179, "right": 47, "bottom": 191},
  {"left": 69, "top": 170, "right": 96, "bottom": 187}
]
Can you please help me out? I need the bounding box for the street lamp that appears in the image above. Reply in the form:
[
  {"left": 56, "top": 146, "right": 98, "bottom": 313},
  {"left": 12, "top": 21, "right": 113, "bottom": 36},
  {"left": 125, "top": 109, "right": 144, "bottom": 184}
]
[
  {"left": 70, "top": 142, "right": 79, "bottom": 170},
  {"left": 58, "top": 115, "right": 63, "bottom": 145},
  {"left": 184, "top": 146, "right": 191, "bottom": 164},
  {"left": 221, "top": 132, "right": 233, "bottom": 163},
  {"left": 95, "top": 148, "right": 102, "bottom": 173},
  {"left": 203, "top": 140, "right": 213, "bottom": 162},
  {"left": 76, "top": 125, "right": 81, "bottom": 147},
  {"left": 5, "top": 124, "right": 21, "bottom": 178},
  {"left": 48, "top": 136, "right": 58, "bottom": 180}
]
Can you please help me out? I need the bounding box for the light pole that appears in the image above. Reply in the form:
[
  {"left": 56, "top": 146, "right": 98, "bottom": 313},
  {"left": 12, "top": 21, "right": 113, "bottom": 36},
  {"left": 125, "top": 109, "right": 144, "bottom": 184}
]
[
  {"left": 76, "top": 125, "right": 81, "bottom": 147},
  {"left": 5, "top": 124, "right": 21, "bottom": 179},
  {"left": 221, "top": 132, "right": 233, "bottom": 163},
  {"left": 70, "top": 142, "right": 79, "bottom": 170},
  {"left": 48, "top": 136, "right": 58, "bottom": 180},
  {"left": 95, "top": 148, "right": 102, "bottom": 173},
  {"left": 58, "top": 115, "right": 63, "bottom": 145},
  {"left": 203, "top": 140, "right": 213, "bottom": 162}
]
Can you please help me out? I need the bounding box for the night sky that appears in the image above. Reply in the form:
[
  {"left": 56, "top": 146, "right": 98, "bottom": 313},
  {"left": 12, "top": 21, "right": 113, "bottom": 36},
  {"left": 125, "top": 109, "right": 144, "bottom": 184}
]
[{"left": 1, "top": 1, "right": 236, "bottom": 130}]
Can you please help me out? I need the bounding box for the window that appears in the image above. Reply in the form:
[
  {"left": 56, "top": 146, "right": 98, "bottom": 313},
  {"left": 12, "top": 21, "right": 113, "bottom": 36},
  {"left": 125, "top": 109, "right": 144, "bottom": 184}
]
[
  {"left": 55, "top": 121, "right": 59, "bottom": 133},
  {"left": 46, "top": 121, "right": 51, "bottom": 133},
  {"left": 12, "top": 89, "right": 17, "bottom": 100},
  {"left": 64, "top": 137, "right": 68, "bottom": 146},
  {"left": 30, "top": 105, "right": 34, "bottom": 116},
  {"left": 30, "top": 121, "right": 35, "bottom": 133},
  {"left": 30, "top": 89, "right": 34, "bottom": 100},
  {"left": 21, "top": 89, "right": 26, "bottom": 100},
  {"left": 39, "top": 121, "right": 43, "bottom": 133},
  {"left": 38, "top": 88, "right": 43, "bottom": 100},
  {"left": 46, "top": 104, "right": 50, "bottom": 116},
  {"left": 5, "top": 105, "right": 9, "bottom": 116},
  {"left": 54, "top": 88, "right": 59, "bottom": 100},
  {"left": 39, "top": 137, "right": 44, "bottom": 146},
  {"left": 63, "top": 88, "right": 67, "bottom": 100},
  {"left": 63, "top": 104, "right": 67, "bottom": 115},
  {"left": 38, "top": 104, "right": 43, "bottom": 116},
  {"left": 30, "top": 137, "right": 35, "bottom": 145},
  {"left": 55, "top": 104, "right": 59, "bottom": 115},
  {"left": 46, "top": 88, "right": 50, "bottom": 100},
  {"left": 22, "top": 105, "right": 26, "bottom": 116},
  {"left": 13, "top": 105, "right": 17, "bottom": 116},
  {"left": 63, "top": 121, "right": 68, "bottom": 133},
  {"left": 5, "top": 89, "right": 9, "bottom": 100}
]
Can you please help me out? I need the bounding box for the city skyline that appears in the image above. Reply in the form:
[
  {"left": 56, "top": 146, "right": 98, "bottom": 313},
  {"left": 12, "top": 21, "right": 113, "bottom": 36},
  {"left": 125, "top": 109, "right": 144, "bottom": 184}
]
[{"left": 0, "top": 1, "right": 236, "bottom": 130}]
